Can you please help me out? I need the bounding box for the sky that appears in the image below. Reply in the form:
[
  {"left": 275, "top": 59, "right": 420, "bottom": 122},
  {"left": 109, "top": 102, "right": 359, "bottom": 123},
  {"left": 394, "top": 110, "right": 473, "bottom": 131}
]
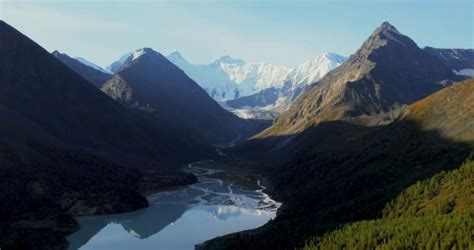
[{"left": 1, "top": 0, "right": 472, "bottom": 68}]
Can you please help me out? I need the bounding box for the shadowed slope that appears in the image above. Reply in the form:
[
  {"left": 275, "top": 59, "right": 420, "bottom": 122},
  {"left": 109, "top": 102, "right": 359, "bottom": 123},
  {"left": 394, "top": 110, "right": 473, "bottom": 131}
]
[
  {"left": 0, "top": 20, "right": 197, "bottom": 249},
  {"left": 102, "top": 48, "right": 268, "bottom": 146},
  {"left": 52, "top": 50, "right": 112, "bottom": 88}
]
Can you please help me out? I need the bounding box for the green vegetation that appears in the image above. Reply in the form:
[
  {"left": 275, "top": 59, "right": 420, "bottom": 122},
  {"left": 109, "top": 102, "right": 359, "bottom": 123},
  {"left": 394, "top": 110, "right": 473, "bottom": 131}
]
[
  {"left": 304, "top": 159, "right": 474, "bottom": 250},
  {"left": 383, "top": 158, "right": 474, "bottom": 218},
  {"left": 304, "top": 213, "right": 473, "bottom": 250}
]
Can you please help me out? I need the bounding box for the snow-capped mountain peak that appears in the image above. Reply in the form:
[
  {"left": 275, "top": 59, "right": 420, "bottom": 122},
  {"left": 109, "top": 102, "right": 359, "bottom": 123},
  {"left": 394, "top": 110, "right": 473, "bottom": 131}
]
[
  {"left": 165, "top": 51, "right": 346, "bottom": 101},
  {"left": 131, "top": 48, "right": 146, "bottom": 61},
  {"left": 106, "top": 48, "right": 157, "bottom": 73},
  {"left": 167, "top": 50, "right": 189, "bottom": 66},
  {"left": 321, "top": 52, "right": 348, "bottom": 63},
  {"left": 213, "top": 55, "right": 245, "bottom": 65},
  {"left": 286, "top": 53, "right": 347, "bottom": 87},
  {"left": 108, "top": 49, "right": 346, "bottom": 102},
  {"left": 131, "top": 47, "right": 155, "bottom": 61}
]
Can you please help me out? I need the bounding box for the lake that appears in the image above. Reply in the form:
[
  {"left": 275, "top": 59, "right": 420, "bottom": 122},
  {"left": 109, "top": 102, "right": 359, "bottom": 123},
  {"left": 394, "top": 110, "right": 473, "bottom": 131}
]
[{"left": 67, "top": 161, "right": 280, "bottom": 250}]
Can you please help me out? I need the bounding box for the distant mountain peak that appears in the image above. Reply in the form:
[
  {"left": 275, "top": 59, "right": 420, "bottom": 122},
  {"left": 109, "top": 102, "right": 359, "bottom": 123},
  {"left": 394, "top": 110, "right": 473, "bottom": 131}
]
[
  {"left": 107, "top": 48, "right": 169, "bottom": 74},
  {"left": 106, "top": 51, "right": 132, "bottom": 73},
  {"left": 168, "top": 50, "right": 183, "bottom": 58},
  {"left": 213, "top": 55, "right": 245, "bottom": 65},
  {"left": 378, "top": 21, "right": 398, "bottom": 32},
  {"left": 167, "top": 50, "right": 189, "bottom": 65},
  {"left": 74, "top": 57, "right": 109, "bottom": 74},
  {"left": 117, "top": 47, "right": 177, "bottom": 74},
  {"left": 131, "top": 47, "right": 155, "bottom": 61},
  {"left": 359, "top": 21, "right": 416, "bottom": 56},
  {"left": 132, "top": 48, "right": 163, "bottom": 60},
  {"left": 319, "top": 52, "right": 347, "bottom": 62},
  {"left": 51, "top": 50, "right": 61, "bottom": 56}
]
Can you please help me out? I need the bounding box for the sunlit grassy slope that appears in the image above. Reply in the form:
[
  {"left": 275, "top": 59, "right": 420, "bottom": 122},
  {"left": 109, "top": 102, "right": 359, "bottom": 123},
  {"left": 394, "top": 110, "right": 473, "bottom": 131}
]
[{"left": 304, "top": 159, "right": 474, "bottom": 250}]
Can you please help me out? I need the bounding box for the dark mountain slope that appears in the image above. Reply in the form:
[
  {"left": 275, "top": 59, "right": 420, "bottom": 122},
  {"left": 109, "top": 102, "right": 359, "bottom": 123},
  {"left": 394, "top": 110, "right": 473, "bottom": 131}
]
[
  {"left": 52, "top": 50, "right": 112, "bottom": 88},
  {"left": 0, "top": 20, "right": 197, "bottom": 249},
  {"left": 259, "top": 22, "right": 462, "bottom": 137},
  {"left": 102, "top": 48, "right": 267, "bottom": 145},
  {"left": 0, "top": 21, "right": 198, "bottom": 167}
]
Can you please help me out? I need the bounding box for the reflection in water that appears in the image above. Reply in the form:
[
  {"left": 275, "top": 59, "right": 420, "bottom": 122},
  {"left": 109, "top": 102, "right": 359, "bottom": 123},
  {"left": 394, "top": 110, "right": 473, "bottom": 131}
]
[{"left": 67, "top": 162, "right": 280, "bottom": 250}]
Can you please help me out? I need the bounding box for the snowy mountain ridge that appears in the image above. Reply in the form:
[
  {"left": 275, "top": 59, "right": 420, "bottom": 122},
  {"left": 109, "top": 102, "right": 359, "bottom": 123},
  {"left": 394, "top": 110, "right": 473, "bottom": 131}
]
[
  {"left": 105, "top": 49, "right": 346, "bottom": 102},
  {"left": 165, "top": 51, "right": 347, "bottom": 101}
]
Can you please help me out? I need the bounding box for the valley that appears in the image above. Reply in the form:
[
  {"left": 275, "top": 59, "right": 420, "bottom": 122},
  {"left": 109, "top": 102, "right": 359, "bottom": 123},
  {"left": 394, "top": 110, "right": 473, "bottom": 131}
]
[{"left": 0, "top": 2, "right": 473, "bottom": 249}]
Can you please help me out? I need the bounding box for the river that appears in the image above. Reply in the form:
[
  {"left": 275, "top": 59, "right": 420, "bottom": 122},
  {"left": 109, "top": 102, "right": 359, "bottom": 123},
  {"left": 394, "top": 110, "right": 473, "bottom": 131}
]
[{"left": 67, "top": 161, "right": 280, "bottom": 250}]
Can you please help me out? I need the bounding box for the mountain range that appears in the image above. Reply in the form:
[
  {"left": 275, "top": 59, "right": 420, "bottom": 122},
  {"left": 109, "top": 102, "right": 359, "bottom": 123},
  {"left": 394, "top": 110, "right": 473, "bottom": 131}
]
[
  {"left": 0, "top": 20, "right": 263, "bottom": 249},
  {"left": 165, "top": 51, "right": 347, "bottom": 101},
  {"left": 221, "top": 53, "right": 347, "bottom": 119},
  {"left": 104, "top": 49, "right": 346, "bottom": 119},
  {"left": 200, "top": 22, "right": 473, "bottom": 250},
  {"left": 1, "top": 18, "right": 473, "bottom": 250},
  {"left": 0, "top": 20, "right": 186, "bottom": 248},
  {"left": 258, "top": 22, "right": 464, "bottom": 137},
  {"left": 423, "top": 46, "right": 474, "bottom": 75}
]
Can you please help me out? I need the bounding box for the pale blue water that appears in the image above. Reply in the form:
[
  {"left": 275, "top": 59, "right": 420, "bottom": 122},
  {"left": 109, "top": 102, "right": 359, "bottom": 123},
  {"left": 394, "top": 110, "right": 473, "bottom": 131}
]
[{"left": 67, "top": 162, "right": 279, "bottom": 250}]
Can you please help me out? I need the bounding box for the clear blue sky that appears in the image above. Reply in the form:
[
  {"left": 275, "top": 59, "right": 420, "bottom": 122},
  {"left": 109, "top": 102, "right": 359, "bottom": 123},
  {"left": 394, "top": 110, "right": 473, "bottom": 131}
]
[{"left": 1, "top": 0, "right": 472, "bottom": 68}]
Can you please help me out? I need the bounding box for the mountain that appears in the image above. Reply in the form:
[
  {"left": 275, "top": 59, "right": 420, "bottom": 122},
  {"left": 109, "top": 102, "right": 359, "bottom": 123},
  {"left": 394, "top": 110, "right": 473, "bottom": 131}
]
[
  {"left": 166, "top": 52, "right": 288, "bottom": 100},
  {"left": 286, "top": 53, "right": 348, "bottom": 88},
  {"left": 223, "top": 53, "right": 346, "bottom": 118},
  {"left": 166, "top": 51, "right": 346, "bottom": 102},
  {"left": 52, "top": 50, "right": 112, "bottom": 88},
  {"left": 200, "top": 22, "right": 473, "bottom": 250},
  {"left": 304, "top": 79, "right": 474, "bottom": 250},
  {"left": 259, "top": 22, "right": 463, "bottom": 136},
  {"left": 74, "top": 57, "right": 110, "bottom": 73},
  {"left": 101, "top": 48, "right": 264, "bottom": 145},
  {"left": 0, "top": 21, "right": 198, "bottom": 249},
  {"left": 224, "top": 85, "right": 308, "bottom": 120},
  {"left": 423, "top": 47, "right": 474, "bottom": 76},
  {"left": 107, "top": 50, "right": 345, "bottom": 103},
  {"left": 404, "top": 78, "right": 474, "bottom": 144},
  {"left": 202, "top": 76, "right": 473, "bottom": 250},
  {"left": 106, "top": 51, "right": 132, "bottom": 73}
]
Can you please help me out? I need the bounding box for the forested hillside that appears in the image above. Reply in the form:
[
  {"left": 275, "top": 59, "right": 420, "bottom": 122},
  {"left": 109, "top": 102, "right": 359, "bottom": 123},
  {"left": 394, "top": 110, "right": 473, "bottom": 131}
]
[{"left": 304, "top": 159, "right": 474, "bottom": 249}]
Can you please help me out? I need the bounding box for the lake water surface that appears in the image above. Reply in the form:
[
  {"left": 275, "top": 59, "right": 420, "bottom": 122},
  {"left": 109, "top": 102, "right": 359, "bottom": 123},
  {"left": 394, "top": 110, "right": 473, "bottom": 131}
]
[{"left": 67, "top": 162, "right": 280, "bottom": 250}]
